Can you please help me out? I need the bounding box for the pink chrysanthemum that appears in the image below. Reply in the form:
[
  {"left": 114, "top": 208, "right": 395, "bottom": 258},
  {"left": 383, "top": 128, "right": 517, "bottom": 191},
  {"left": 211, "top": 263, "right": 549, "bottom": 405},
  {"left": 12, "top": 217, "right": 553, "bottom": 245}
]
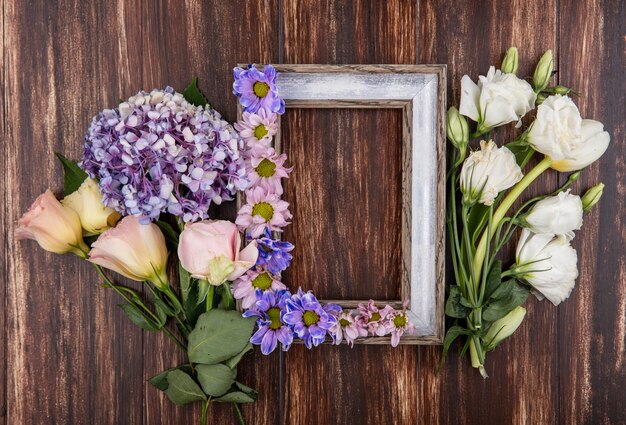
[
  {"left": 231, "top": 268, "right": 287, "bottom": 309},
  {"left": 383, "top": 303, "right": 415, "bottom": 347},
  {"left": 235, "top": 186, "right": 292, "bottom": 238},
  {"left": 329, "top": 310, "right": 368, "bottom": 347},
  {"left": 234, "top": 109, "right": 278, "bottom": 151},
  {"left": 245, "top": 147, "right": 292, "bottom": 195},
  {"left": 356, "top": 300, "right": 393, "bottom": 337}
]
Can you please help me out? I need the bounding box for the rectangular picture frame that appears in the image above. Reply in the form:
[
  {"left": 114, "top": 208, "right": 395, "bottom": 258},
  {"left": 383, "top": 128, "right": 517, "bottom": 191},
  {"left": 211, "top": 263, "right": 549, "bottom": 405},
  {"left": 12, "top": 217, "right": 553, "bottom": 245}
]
[{"left": 237, "top": 64, "right": 446, "bottom": 344}]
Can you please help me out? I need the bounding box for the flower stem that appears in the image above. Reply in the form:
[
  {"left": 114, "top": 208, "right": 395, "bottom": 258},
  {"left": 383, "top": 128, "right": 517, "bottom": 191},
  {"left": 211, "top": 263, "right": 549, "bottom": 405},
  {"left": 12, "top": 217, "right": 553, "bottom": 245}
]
[
  {"left": 473, "top": 156, "right": 552, "bottom": 279},
  {"left": 206, "top": 285, "right": 215, "bottom": 312},
  {"left": 201, "top": 400, "right": 208, "bottom": 425},
  {"left": 233, "top": 403, "right": 246, "bottom": 425}
]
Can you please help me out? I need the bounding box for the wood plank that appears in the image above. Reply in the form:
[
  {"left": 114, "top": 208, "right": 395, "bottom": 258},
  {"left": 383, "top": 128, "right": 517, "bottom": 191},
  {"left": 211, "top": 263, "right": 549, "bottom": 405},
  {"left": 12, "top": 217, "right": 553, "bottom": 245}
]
[
  {"left": 418, "top": 0, "right": 560, "bottom": 424},
  {"left": 139, "top": 1, "right": 281, "bottom": 424},
  {"left": 3, "top": 1, "right": 145, "bottom": 423},
  {"left": 0, "top": 0, "right": 6, "bottom": 422},
  {"left": 558, "top": 0, "right": 626, "bottom": 423},
  {"left": 282, "top": 0, "right": 419, "bottom": 423}
]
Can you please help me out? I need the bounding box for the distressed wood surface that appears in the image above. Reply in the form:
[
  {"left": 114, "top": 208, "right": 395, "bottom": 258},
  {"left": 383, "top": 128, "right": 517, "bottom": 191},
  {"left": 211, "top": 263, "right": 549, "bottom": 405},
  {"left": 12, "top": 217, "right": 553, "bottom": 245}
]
[{"left": 2, "top": 1, "right": 624, "bottom": 425}]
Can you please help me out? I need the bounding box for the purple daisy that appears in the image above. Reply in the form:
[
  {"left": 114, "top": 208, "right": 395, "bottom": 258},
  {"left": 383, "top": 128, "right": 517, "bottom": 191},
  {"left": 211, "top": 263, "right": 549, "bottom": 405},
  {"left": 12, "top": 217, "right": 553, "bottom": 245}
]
[
  {"left": 243, "top": 289, "right": 293, "bottom": 355},
  {"left": 383, "top": 302, "right": 416, "bottom": 347},
  {"left": 231, "top": 268, "right": 287, "bottom": 309},
  {"left": 282, "top": 289, "right": 340, "bottom": 349},
  {"left": 356, "top": 300, "right": 393, "bottom": 337},
  {"left": 253, "top": 228, "right": 294, "bottom": 275},
  {"left": 245, "top": 147, "right": 292, "bottom": 196},
  {"left": 81, "top": 87, "right": 247, "bottom": 223},
  {"left": 235, "top": 186, "right": 292, "bottom": 238},
  {"left": 328, "top": 310, "right": 368, "bottom": 347},
  {"left": 233, "top": 65, "right": 285, "bottom": 115}
]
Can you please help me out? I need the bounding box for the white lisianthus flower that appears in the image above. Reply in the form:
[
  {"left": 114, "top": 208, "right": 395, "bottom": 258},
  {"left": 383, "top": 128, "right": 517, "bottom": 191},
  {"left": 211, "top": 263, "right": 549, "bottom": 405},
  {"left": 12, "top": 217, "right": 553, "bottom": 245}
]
[
  {"left": 514, "top": 229, "right": 578, "bottom": 306},
  {"left": 528, "top": 95, "right": 610, "bottom": 171},
  {"left": 460, "top": 140, "right": 523, "bottom": 206},
  {"left": 460, "top": 66, "right": 536, "bottom": 132},
  {"left": 524, "top": 190, "right": 583, "bottom": 239}
]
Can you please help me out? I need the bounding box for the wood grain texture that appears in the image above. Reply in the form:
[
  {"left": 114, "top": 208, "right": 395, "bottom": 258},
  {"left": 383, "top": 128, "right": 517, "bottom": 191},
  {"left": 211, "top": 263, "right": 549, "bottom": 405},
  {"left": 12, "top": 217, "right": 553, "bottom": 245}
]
[
  {"left": 558, "top": 1, "right": 626, "bottom": 424},
  {"left": 3, "top": 0, "right": 624, "bottom": 424}
]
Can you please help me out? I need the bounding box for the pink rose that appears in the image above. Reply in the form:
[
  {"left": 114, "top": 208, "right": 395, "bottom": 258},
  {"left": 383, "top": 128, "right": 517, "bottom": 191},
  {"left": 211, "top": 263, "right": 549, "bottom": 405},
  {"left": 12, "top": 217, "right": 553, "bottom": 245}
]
[
  {"left": 16, "top": 189, "right": 88, "bottom": 256},
  {"left": 178, "top": 220, "right": 258, "bottom": 285},
  {"left": 89, "top": 216, "right": 169, "bottom": 287}
]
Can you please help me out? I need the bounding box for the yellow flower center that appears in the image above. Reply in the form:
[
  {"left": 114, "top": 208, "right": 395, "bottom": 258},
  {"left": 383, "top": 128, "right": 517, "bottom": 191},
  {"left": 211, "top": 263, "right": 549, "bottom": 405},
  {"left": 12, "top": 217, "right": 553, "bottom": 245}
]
[
  {"left": 339, "top": 318, "right": 350, "bottom": 328},
  {"left": 368, "top": 312, "right": 381, "bottom": 322},
  {"left": 255, "top": 159, "right": 276, "bottom": 178},
  {"left": 303, "top": 311, "right": 320, "bottom": 326},
  {"left": 254, "top": 124, "right": 269, "bottom": 140},
  {"left": 393, "top": 314, "right": 407, "bottom": 328},
  {"left": 252, "top": 201, "right": 274, "bottom": 221},
  {"left": 251, "top": 272, "right": 272, "bottom": 290},
  {"left": 253, "top": 81, "right": 270, "bottom": 98},
  {"left": 267, "top": 307, "right": 282, "bottom": 330}
]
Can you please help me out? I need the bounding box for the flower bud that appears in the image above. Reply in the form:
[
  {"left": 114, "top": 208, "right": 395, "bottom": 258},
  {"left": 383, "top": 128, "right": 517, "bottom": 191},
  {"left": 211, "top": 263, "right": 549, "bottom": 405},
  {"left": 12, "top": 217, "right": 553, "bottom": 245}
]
[
  {"left": 16, "top": 190, "right": 89, "bottom": 257},
  {"left": 581, "top": 183, "right": 604, "bottom": 212},
  {"left": 533, "top": 50, "right": 553, "bottom": 92},
  {"left": 536, "top": 93, "right": 547, "bottom": 105},
  {"left": 483, "top": 306, "right": 526, "bottom": 350},
  {"left": 62, "top": 178, "right": 121, "bottom": 235},
  {"left": 501, "top": 47, "right": 519, "bottom": 75},
  {"left": 446, "top": 106, "right": 469, "bottom": 152},
  {"left": 89, "top": 216, "right": 169, "bottom": 288},
  {"left": 553, "top": 85, "right": 572, "bottom": 95}
]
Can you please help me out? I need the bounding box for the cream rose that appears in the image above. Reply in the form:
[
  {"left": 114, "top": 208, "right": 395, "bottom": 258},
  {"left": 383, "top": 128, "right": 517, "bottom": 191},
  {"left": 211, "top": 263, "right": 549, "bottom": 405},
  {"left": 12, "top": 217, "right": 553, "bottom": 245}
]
[{"left": 62, "top": 178, "right": 120, "bottom": 235}]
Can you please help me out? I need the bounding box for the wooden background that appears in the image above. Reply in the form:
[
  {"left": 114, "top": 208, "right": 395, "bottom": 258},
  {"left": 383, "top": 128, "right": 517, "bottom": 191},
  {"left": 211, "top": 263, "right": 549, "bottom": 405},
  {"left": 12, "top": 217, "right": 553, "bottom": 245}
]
[{"left": 2, "top": 0, "right": 624, "bottom": 424}]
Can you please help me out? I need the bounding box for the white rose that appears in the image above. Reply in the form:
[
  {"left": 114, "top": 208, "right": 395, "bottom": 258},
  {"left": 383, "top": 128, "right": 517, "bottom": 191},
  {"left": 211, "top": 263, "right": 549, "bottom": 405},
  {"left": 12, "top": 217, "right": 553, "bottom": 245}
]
[
  {"left": 524, "top": 190, "right": 583, "bottom": 239},
  {"left": 515, "top": 229, "right": 578, "bottom": 306},
  {"left": 62, "top": 178, "right": 121, "bottom": 235},
  {"left": 527, "top": 96, "right": 610, "bottom": 172},
  {"left": 460, "top": 66, "right": 536, "bottom": 131},
  {"left": 460, "top": 140, "right": 524, "bottom": 206},
  {"left": 551, "top": 119, "right": 611, "bottom": 172}
]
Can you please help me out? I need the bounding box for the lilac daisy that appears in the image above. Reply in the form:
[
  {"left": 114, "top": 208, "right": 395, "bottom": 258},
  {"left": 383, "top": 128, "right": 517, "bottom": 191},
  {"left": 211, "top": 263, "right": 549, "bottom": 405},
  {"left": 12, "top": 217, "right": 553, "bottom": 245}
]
[
  {"left": 243, "top": 290, "right": 293, "bottom": 355},
  {"left": 232, "top": 269, "right": 287, "bottom": 309},
  {"left": 233, "top": 65, "right": 285, "bottom": 114},
  {"left": 282, "top": 289, "right": 340, "bottom": 349},
  {"left": 383, "top": 303, "right": 416, "bottom": 347},
  {"left": 245, "top": 147, "right": 292, "bottom": 195},
  {"left": 81, "top": 87, "right": 247, "bottom": 223},
  {"left": 234, "top": 109, "right": 278, "bottom": 151},
  {"left": 253, "top": 228, "right": 294, "bottom": 275},
  {"left": 235, "top": 186, "right": 292, "bottom": 238},
  {"left": 356, "top": 300, "right": 393, "bottom": 337},
  {"left": 329, "top": 310, "right": 368, "bottom": 347}
]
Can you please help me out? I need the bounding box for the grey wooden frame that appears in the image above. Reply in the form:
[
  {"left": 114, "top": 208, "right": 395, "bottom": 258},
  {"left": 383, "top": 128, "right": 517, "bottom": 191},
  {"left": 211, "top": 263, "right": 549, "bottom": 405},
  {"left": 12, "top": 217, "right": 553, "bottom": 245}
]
[{"left": 236, "top": 64, "right": 446, "bottom": 344}]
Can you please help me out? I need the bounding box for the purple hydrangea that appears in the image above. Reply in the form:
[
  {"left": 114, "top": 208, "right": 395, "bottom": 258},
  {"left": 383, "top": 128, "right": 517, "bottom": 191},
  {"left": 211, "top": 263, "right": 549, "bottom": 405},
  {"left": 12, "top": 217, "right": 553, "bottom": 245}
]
[
  {"left": 252, "top": 229, "right": 294, "bottom": 275},
  {"left": 80, "top": 87, "right": 247, "bottom": 223},
  {"left": 244, "top": 289, "right": 293, "bottom": 355},
  {"left": 282, "top": 289, "right": 340, "bottom": 349},
  {"left": 233, "top": 65, "right": 285, "bottom": 115}
]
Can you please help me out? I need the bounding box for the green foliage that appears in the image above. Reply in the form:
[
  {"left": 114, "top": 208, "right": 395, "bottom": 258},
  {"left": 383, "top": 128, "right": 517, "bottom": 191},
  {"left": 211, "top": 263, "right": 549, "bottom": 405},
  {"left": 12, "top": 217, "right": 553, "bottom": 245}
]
[
  {"left": 445, "top": 286, "right": 471, "bottom": 318},
  {"left": 55, "top": 152, "right": 88, "bottom": 195},
  {"left": 182, "top": 77, "right": 209, "bottom": 107},
  {"left": 118, "top": 303, "right": 159, "bottom": 331},
  {"left": 196, "top": 364, "right": 236, "bottom": 397},
  {"left": 165, "top": 370, "right": 206, "bottom": 406},
  {"left": 439, "top": 325, "right": 471, "bottom": 370},
  {"left": 482, "top": 280, "right": 530, "bottom": 322},
  {"left": 222, "top": 343, "right": 253, "bottom": 369},
  {"left": 187, "top": 310, "right": 256, "bottom": 364},
  {"left": 213, "top": 382, "right": 257, "bottom": 403},
  {"left": 148, "top": 365, "right": 194, "bottom": 391},
  {"left": 156, "top": 220, "right": 179, "bottom": 251}
]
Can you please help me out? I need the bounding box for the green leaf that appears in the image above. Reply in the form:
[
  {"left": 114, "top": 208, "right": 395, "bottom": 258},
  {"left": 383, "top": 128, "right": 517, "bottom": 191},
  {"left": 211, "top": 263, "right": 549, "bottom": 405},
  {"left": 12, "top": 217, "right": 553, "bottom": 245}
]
[
  {"left": 179, "top": 264, "right": 192, "bottom": 305},
  {"left": 505, "top": 140, "right": 535, "bottom": 169},
  {"left": 213, "top": 390, "right": 256, "bottom": 403},
  {"left": 483, "top": 280, "right": 530, "bottom": 322},
  {"left": 445, "top": 286, "right": 471, "bottom": 318},
  {"left": 222, "top": 343, "right": 253, "bottom": 369},
  {"left": 438, "top": 326, "right": 470, "bottom": 370},
  {"left": 490, "top": 278, "right": 514, "bottom": 301},
  {"left": 218, "top": 282, "right": 235, "bottom": 310},
  {"left": 148, "top": 365, "right": 194, "bottom": 391},
  {"left": 483, "top": 261, "right": 503, "bottom": 300},
  {"left": 118, "top": 304, "right": 159, "bottom": 331},
  {"left": 165, "top": 370, "right": 206, "bottom": 406},
  {"left": 196, "top": 364, "right": 236, "bottom": 397},
  {"left": 55, "top": 152, "right": 88, "bottom": 195},
  {"left": 156, "top": 220, "right": 179, "bottom": 251},
  {"left": 195, "top": 280, "right": 210, "bottom": 307},
  {"left": 182, "top": 77, "right": 209, "bottom": 107},
  {"left": 234, "top": 381, "right": 256, "bottom": 395},
  {"left": 187, "top": 310, "right": 256, "bottom": 365}
]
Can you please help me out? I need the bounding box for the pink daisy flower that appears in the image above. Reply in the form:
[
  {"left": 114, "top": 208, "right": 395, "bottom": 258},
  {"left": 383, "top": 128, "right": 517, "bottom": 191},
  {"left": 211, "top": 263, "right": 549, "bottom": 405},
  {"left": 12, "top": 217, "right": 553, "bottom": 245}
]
[
  {"left": 234, "top": 109, "right": 278, "bottom": 151},
  {"left": 235, "top": 186, "right": 292, "bottom": 238},
  {"left": 383, "top": 303, "right": 416, "bottom": 347},
  {"left": 231, "top": 268, "right": 287, "bottom": 309},
  {"left": 356, "top": 300, "right": 393, "bottom": 337},
  {"left": 245, "top": 147, "right": 292, "bottom": 195},
  {"left": 329, "top": 310, "right": 368, "bottom": 347}
]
